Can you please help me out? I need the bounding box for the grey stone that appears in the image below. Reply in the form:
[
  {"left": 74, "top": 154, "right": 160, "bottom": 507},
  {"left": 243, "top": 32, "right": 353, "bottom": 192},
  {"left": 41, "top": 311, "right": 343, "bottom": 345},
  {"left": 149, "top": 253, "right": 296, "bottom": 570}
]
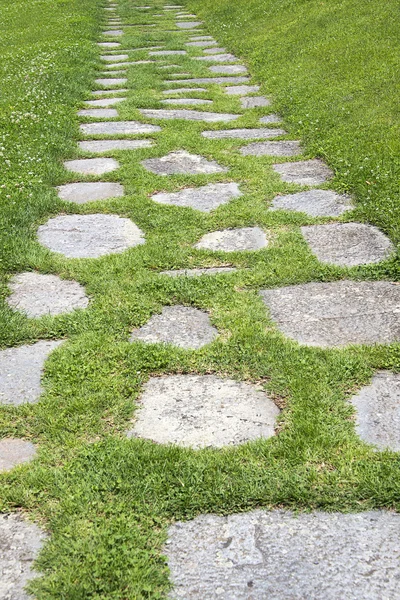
[
  {"left": 209, "top": 65, "right": 248, "bottom": 75},
  {"left": 38, "top": 214, "right": 145, "bottom": 259},
  {"left": 270, "top": 189, "right": 353, "bottom": 217},
  {"left": 57, "top": 182, "right": 124, "bottom": 204},
  {"left": 151, "top": 182, "right": 241, "bottom": 212},
  {"left": 176, "top": 21, "right": 202, "bottom": 29},
  {"left": 185, "top": 41, "right": 218, "bottom": 47},
  {"left": 160, "top": 267, "right": 237, "bottom": 277},
  {"left": 63, "top": 157, "right": 119, "bottom": 175},
  {"left": 240, "top": 141, "right": 302, "bottom": 157},
  {"left": 0, "top": 439, "right": 36, "bottom": 472},
  {"left": 225, "top": 84, "right": 260, "bottom": 95},
  {"left": 301, "top": 223, "right": 393, "bottom": 266},
  {"left": 103, "top": 30, "right": 123, "bottom": 36},
  {"left": 95, "top": 78, "right": 127, "bottom": 86},
  {"left": 80, "top": 121, "right": 161, "bottom": 135},
  {"left": 92, "top": 88, "right": 128, "bottom": 95},
  {"left": 273, "top": 159, "right": 333, "bottom": 185},
  {"left": 83, "top": 97, "right": 126, "bottom": 107},
  {"left": 149, "top": 50, "right": 187, "bottom": 55},
  {"left": 196, "top": 227, "right": 268, "bottom": 252},
  {"left": 241, "top": 96, "right": 270, "bottom": 108},
  {"left": 78, "top": 139, "right": 153, "bottom": 153},
  {"left": 203, "top": 47, "right": 227, "bottom": 54},
  {"left": 195, "top": 54, "right": 238, "bottom": 63},
  {"left": 139, "top": 109, "right": 239, "bottom": 122},
  {"left": 77, "top": 108, "right": 118, "bottom": 118},
  {"left": 142, "top": 151, "right": 227, "bottom": 175},
  {"left": 260, "top": 280, "right": 400, "bottom": 347},
  {"left": 162, "top": 87, "right": 207, "bottom": 94},
  {"left": 259, "top": 114, "right": 282, "bottom": 124},
  {"left": 0, "top": 514, "right": 47, "bottom": 600},
  {"left": 202, "top": 128, "right": 287, "bottom": 140},
  {"left": 166, "top": 509, "right": 400, "bottom": 600},
  {"left": 189, "top": 36, "right": 213, "bottom": 40},
  {"left": 130, "top": 305, "right": 217, "bottom": 349},
  {"left": 128, "top": 374, "right": 279, "bottom": 447},
  {"left": 7, "top": 273, "right": 88, "bottom": 318},
  {"left": 97, "top": 42, "right": 121, "bottom": 47},
  {"left": 161, "top": 98, "right": 212, "bottom": 105},
  {"left": 101, "top": 54, "right": 128, "bottom": 61},
  {"left": 167, "top": 77, "right": 250, "bottom": 84},
  {"left": 351, "top": 371, "right": 400, "bottom": 451},
  {"left": 0, "top": 340, "right": 64, "bottom": 405}
]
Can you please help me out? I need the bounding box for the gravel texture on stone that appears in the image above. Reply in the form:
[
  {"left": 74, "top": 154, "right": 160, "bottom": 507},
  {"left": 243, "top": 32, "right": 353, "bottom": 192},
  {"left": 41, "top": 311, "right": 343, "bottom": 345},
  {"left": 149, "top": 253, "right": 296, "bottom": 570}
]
[
  {"left": 160, "top": 267, "right": 237, "bottom": 277},
  {"left": 7, "top": 273, "right": 88, "bottom": 318},
  {"left": 166, "top": 77, "right": 250, "bottom": 85},
  {"left": 240, "top": 96, "right": 270, "bottom": 108},
  {"left": 95, "top": 78, "right": 127, "bottom": 86},
  {"left": 270, "top": 189, "right": 353, "bottom": 217},
  {"left": 260, "top": 280, "right": 400, "bottom": 347},
  {"left": 166, "top": 509, "right": 400, "bottom": 599},
  {"left": 259, "top": 114, "right": 282, "bottom": 124},
  {"left": 162, "top": 87, "right": 207, "bottom": 94},
  {"left": 240, "top": 141, "right": 301, "bottom": 157},
  {"left": 128, "top": 374, "right": 279, "bottom": 447},
  {"left": 130, "top": 305, "right": 218, "bottom": 349},
  {"left": 142, "top": 151, "right": 227, "bottom": 175},
  {"left": 0, "top": 514, "right": 47, "bottom": 600},
  {"left": 273, "top": 159, "right": 333, "bottom": 185},
  {"left": 161, "top": 98, "right": 212, "bottom": 105},
  {"left": 225, "top": 84, "right": 260, "bottom": 95},
  {"left": 195, "top": 227, "right": 268, "bottom": 252},
  {"left": 77, "top": 108, "right": 118, "bottom": 118},
  {"left": 176, "top": 21, "right": 202, "bottom": 29},
  {"left": 84, "top": 97, "right": 126, "bottom": 107},
  {"left": 78, "top": 139, "right": 153, "bottom": 153},
  {"left": 0, "top": 340, "right": 64, "bottom": 406},
  {"left": 185, "top": 41, "right": 218, "bottom": 47},
  {"left": 38, "top": 214, "right": 145, "bottom": 259},
  {"left": 301, "top": 223, "right": 393, "bottom": 266},
  {"left": 202, "top": 128, "right": 286, "bottom": 140},
  {"left": 151, "top": 182, "right": 241, "bottom": 212},
  {"left": 0, "top": 439, "right": 37, "bottom": 472},
  {"left": 350, "top": 371, "right": 400, "bottom": 451},
  {"left": 195, "top": 54, "right": 238, "bottom": 63},
  {"left": 63, "top": 157, "right": 119, "bottom": 175},
  {"left": 209, "top": 65, "right": 248, "bottom": 74},
  {"left": 57, "top": 182, "right": 124, "bottom": 204},
  {"left": 80, "top": 121, "right": 161, "bottom": 135},
  {"left": 139, "top": 109, "right": 239, "bottom": 122}
]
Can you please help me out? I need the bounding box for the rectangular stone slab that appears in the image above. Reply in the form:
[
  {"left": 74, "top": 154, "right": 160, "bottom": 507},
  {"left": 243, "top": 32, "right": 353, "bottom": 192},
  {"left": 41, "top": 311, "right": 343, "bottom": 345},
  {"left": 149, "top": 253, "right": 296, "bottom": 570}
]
[
  {"left": 202, "top": 128, "right": 287, "bottom": 140},
  {"left": 139, "top": 109, "right": 239, "bottom": 122}
]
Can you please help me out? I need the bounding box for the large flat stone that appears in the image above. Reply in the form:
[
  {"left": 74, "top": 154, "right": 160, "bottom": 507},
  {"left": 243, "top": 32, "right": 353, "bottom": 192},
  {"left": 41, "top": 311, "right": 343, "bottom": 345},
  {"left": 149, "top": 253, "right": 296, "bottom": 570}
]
[
  {"left": 80, "top": 121, "right": 161, "bottom": 135},
  {"left": 127, "top": 374, "right": 279, "bottom": 447},
  {"left": 273, "top": 159, "right": 333, "bottom": 185},
  {"left": 270, "top": 189, "right": 353, "bottom": 217},
  {"left": 195, "top": 54, "right": 238, "bottom": 63},
  {"left": 203, "top": 47, "right": 227, "bottom": 54},
  {"left": 166, "top": 510, "right": 400, "bottom": 599},
  {"left": 83, "top": 97, "right": 126, "bottom": 107},
  {"left": 38, "top": 214, "right": 145, "bottom": 259},
  {"left": 160, "top": 267, "right": 237, "bottom": 277},
  {"left": 225, "top": 84, "right": 260, "bottom": 95},
  {"left": 176, "top": 21, "right": 202, "bottom": 29},
  {"left": 103, "top": 29, "right": 123, "bottom": 36},
  {"left": 166, "top": 77, "right": 250, "bottom": 85},
  {"left": 77, "top": 108, "right": 118, "bottom": 118},
  {"left": 259, "top": 114, "right": 282, "bottom": 124},
  {"left": 260, "top": 280, "right": 400, "bottom": 347},
  {"left": 351, "top": 371, "right": 400, "bottom": 451},
  {"left": 240, "top": 141, "right": 301, "bottom": 156},
  {"left": 185, "top": 41, "right": 218, "bottom": 47},
  {"left": 301, "top": 223, "right": 393, "bottom": 266},
  {"left": 202, "top": 128, "right": 287, "bottom": 140},
  {"left": 63, "top": 157, "right": 119, "bottom": 175},
  {"left": 161, "top": 98, "right": 212, "bottom": 105},
  {"left": 162, "top": 87, "right": 207, "bottom": 94},
  {"left": 195, "top": 227, "right": 268, "bottom": 252},
  {"left": 130, "top": 305, "right": 217, "bottom": 349},
  {"left": 94, "top": 78, "right": 127, "bottom": 86},
  {"left": 97, "top": 42, "right": 121, "bottom": 47},
  {"left": 0, "top": 340, "right": 64, "bottom": 405},
  {"left": 139, "top": 109, "right": 239, "bottom": 122},
  {"left": 209, "top": 65, "right": 248, "bottom": 74},
  {"left": 0, "top": 439, "right": 36, "bottom": 472},
  {"left": 101, "top": 54, "right": 128, "bottom": 61},
  {"left": 78, "top": 140, "right": 153, "bottom": 153},
  {"left": 151, "top": 182, "right": 241, "bottom": 212},
  {"left": 241, "top": 96, "right": 270, "bottom": 108},
  {"left": 142, "top": 151, "right": 227, "bottom": 175},
  {"left": 57, "top": 181, "right": 124, "bottom": 204},
  {"left": 7, "top": 273, "right": 88, "bottom": 318}
]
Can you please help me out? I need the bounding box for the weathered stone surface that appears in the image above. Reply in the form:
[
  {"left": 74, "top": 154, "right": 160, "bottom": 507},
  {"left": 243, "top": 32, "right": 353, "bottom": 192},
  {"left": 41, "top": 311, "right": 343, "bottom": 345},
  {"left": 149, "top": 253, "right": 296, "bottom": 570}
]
[
  {"left": 176, "top": 21, "right": 202, "bottom": 29},
  {"left": 38, "top": 214, "right": 145, "bottom": 259},
  {"left": 161, "top": 98, "right": 212, "bottom": 105},
  {"left": 95, "top": 77, "right": 127, "bottom": 86},
  {"left": 260, "top": 280, "right": 400, "bottom": 347},
  {"left": 196, "top": 227, "right": 268, "bottom": 252},
  {"left": 189, "top": 35, "right": 213, "bottom": 40},
  {"left": 301, "top": 223, "right": 393, "bottom": 266},
  {"left": 166, "top": 510, "right": 400, "bottom": 599},
  {"left": 57, "top": 181, "right": 124, "bottom": 204},
  {"left": 209, "top": 65, "right": 248, "bottom": 74},
  {"left": 7, "top": 273, "right": 88, "bottom": 318},
  {"left": 149, "top": 50, "right": 187, "bottom": 55},
  {"left": 0, "top": 514, "right": 47, "bottom": 600},
  {"left": 203, "top": 47, "right": 227, "bottom": 54},
  {"left": 0, "top": 439, "right": 36, "bottom": 472},
  {"left": 0, "top": 340, "right": 64, "bottom": 405},
  {"left": 77, "top": 108, "right": 118, "bottom": 118},
  {"left": 167, "top": 77, "right": 250, "bottom": 84},
  {"left": 64, "top": 157, "right": 119, "bottom": 175},
  {"left": 241, "top": 96, "right": 270, "bottom": 108},
  {"left": 78, "top": 139, "right": 153, "bottom": 153},
  {"left": 130, "top": 306, "right": 217, "bottom": 349},
  {"left": 151, "top": 182, "right": 241, "bottom": 212},
  {"left": 80, "top": 121, "right": 160, "bottom": 135},
  {"left": 259, "top": 114, "right": 282, "bottom": 124},
  {"left": 128, "top": 374, "right": 279, "bottom": 447},
  {"left": 185, "top": 41, "right": 218, "bottom": 47},
  {"left": 351, "top": 371, "right": 400, "bottom": 451},
  {"left": 273, "top": 159, "right": 333, "bottom": 185},
  {"left": 202, "top": 128, "right": 287, "bottom": 140},
  {"left": 195, "top": 54, "right": 238, "bottom": 63},
  {"left": 225, "top": 84, "right": 260, "bottom": 95},
  {"left": 160, "top": 267, "right": 237, "bottom": 277},
  {"left": 103, "top": 29, "right": 123, "bottom": 36},
  {"left": 162, "top": 87, "right": 207, "bottom": 94},
  {"left": 142, "top": 151, "right": 227, "bottom": 175},
  {"left": 270, "top": 189, "right": 353, "bottom": 217},
  {"left": 101, "top": 54, "right": 128, "bottom": 61},
  {"left": 139, "top": 109, "right": 239, "bottom": 122},
  {"left": 83, "top": 97, "right": 126, "bottom": 107},
  {"left": 98, "top": 42, "right": 121, "bottom": 47},
  {"left": 92, "top": 88, "right": 128, "bottom": 95},
  {"left": 240, "top": 141, "right": 301, "bottom": 157}
]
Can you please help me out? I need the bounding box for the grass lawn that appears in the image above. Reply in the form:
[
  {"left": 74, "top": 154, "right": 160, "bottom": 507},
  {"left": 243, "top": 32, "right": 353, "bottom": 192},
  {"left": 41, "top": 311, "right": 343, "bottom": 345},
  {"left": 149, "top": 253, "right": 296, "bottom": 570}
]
[{"left": 0, "top": 0, "right": 399, "bottom": 597}]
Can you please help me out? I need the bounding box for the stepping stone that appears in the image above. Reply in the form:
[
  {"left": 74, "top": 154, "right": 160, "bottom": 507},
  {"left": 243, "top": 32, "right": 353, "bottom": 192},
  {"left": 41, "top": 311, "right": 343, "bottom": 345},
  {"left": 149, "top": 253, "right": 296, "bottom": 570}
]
[
  {"left": 273, "top": 159, "right": 333, "bottom": 185},
  {"left": 241, "top": 96, "right": 270, "bottom": 108},
  {"left": 225, "top": 84, "right": 260, "bottom": 95},
  {"left": 98, "top": 42, "right": 121, "bottom": 47},
  {"left": 139, "top": 109, "right": 239, "bottom": 122},
  {"left": 130, "top": 305, "right": 217, "bottom": 349},
  {"left": 195, "top": 54, "right": 238, "bottom": 63},
  {"left": 196, "top": 227, "right": 268, "bottom": 252},
  {"left": 167, "top": 77, "right": 250, "bottom": 85},
  {"left": 351, "top": 371, "right": 400, "bottom": 451},
  {"left": 162, "top": 87, "right": 207, "bottom": 94},
  {"left": 7, "top": 273, "right": 88, "bottom": 318},
  {"left": 79, "top": 139, "right": 153, "bottom": 153},
  {"left": 151, "top": 182, "right": 241, "bottom": 212},
  {"left": 301, "top": 223, "right": 393, "bottom": 266},
  {"left": 0, "top": 439, "right": 36, "bottom": 472},
  {"left": 142, "top": 151, "right": 227, "bottom": 175},
  {"left": 202, "top": 128, "right": 287, "bottom": 140},
  {"left": 92, "top": 88, "right": 128, "bottom": 95},
  {"left": 0, "top": 340, "right": 64, "bottom": 405},
  {"left": 83, "top": 97, "right": 126, "bottom": 107},
  {"left": 128, "top": 374, "right": 279, "bottom": 447},
  {"left": 149, "top": 50, "right": 187, "bottom": 55},
  {"left": 240, "top": 141, "right": 302, "bottom": 157},
  {"left": 38, "top": 214, "right": 145, "bottom": 259},
  {"left": 100, "top": 69, "right": 127, "bottom": 75},
  {"left": 260, "top": 114, "right": 282, "bottom": 124},
  {"left": 176, "top": 21, "right": 202, "bottom": 28},
  {"left": 270, "top": 189, "right": 352, "bottom": 217},
  {"left": 203, "top": 47, "right": 227, "bottom": 54},
  {"left": 77, "top": 108, "right": 118, "bottom": 118},
  {"left": 80, "top": 121, "right": 161, "bottom": 135},
  {"left": 57, "top": 182, "right": 124, "bottom": 204},
  {"left": 209, "top": 65, "right": 248, "bottom": 74},
  {"left": 160, "top": 267, "right": 237, "bottom": 277},
  {"left": 161, "top": 98, "right": 212, "bottom": 105},
  {"left": 165, "top": 510, "right": 400, "bottom": 599},
  {"left": 0, "top": 514, "right": 47, "bottom": 600},
  {"left": 95, "top": 78, "right": 127, "bottom": 86},
  {"left": 103, "top": 30, "right": 123, "bottom": 36},
  {"left": 189, "top": 36, "right": 214, "bottom": 40},
  {"left": 186, "top": 41, "right": 218, "bottom": 47},
  {"left": 63, "top": 157, "right": 119, "bottom": 175},
  {"left": 101, "top": 54, "right": 129, "bottom": 61},
  {"left": 260, "top": 280, "right": 400, "bottom": 347}
]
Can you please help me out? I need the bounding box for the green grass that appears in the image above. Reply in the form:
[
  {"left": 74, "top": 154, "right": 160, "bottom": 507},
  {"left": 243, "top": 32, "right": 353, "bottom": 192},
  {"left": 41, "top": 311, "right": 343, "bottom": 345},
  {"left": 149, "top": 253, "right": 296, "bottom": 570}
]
[{"left": 0, "top": 0, "right": 399, "bottom": 597}]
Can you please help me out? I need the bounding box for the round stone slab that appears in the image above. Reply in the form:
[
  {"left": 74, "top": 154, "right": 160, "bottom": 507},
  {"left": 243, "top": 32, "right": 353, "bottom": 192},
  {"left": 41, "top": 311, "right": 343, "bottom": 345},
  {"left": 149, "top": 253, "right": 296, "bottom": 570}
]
[
  {"left": 241, "top": 96, "right": 270, "bottom": 108},
  {"left": 64, "top": 158, "right": 119, "bottom": 175},
  {"left": 127, "top": 374, "right": 279, "bottom": 447},
  {"left": 0, "top": 439, "right": 36, "bottom": 472},
  {"left": 260, "top": 280, "right": 400, "bottom": 347},
  {"left": 130, "top": 305, "right": 218, "bottom": 349},
  {"left": 78, "top": 140, "right": 153, "bottom": 153},
  {"left": 151, "top": 182, "right": 241, "bottom": 212},
  {"left": 38, "top": 214, "right": 145, "bottom": 259},
  {"left": 80, "top": 121, "right": 160, "bottom": 135},
  {"left": 142, "top": 151, "right": 227, "bottom": 175},
  {"left": 165, "top": 510, "right": 400, "bottom": 599},
  {"left": 139, "top": 109, "right": 239, "bottom": 122},
  {"left": 195, "top": 227, "right": 268, "bottom": 252},
  {"left": 77, "top": 108, "right": 118, "bottom": 118},
  {"left": 0, "top": 514, "right": 47, "bottom": 600},
  {"left": 160, "top": 267, "right": 236, "bottom": 277},
  {"left": 209, "top": 65, "right": 248, "bottom": 74},
  {"left": 351, "top": 371, "right": 400, "bottom": 451},
  {"left": 202, "top": 128, "right": 287, "bottom": 140},
  {"left": 270, "top": 189, "right": 353, "bottom": 217},
  {"left": 301, "top": 223, "right": 393, "bottom": 266},
  {"left": 240, "top": 141, "right": 302, "bottom": 156},
  {"left": 57, "top": 182, "right": 124, "bottom": 204},
  {"left": 273, "top": 159, "right": 333, "bottom": 185},
  {"left": 7, "top": 273, "right": 88, "bottom": 317},
  {"left": 0, "top": 340, "right": 63, "bottom": 405}
]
